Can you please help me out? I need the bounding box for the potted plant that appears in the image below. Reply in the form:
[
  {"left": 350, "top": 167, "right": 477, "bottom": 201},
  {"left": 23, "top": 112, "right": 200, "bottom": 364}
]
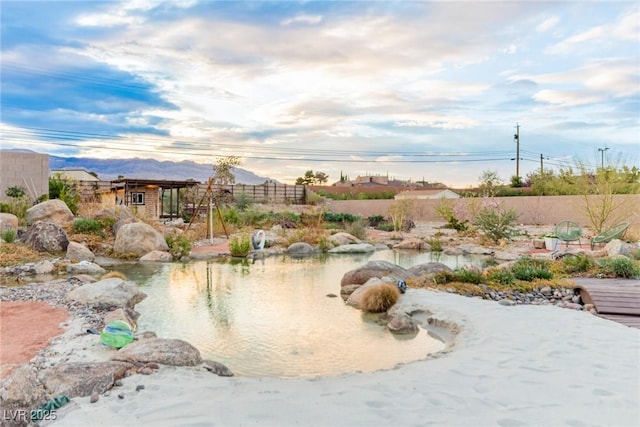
[{"left": 544, "top": 233, "right": 559, "bottom": 250}]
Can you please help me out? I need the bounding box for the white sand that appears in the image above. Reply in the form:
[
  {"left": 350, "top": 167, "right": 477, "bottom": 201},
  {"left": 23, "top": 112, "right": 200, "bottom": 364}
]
[{"left": 52, "top": 290, "right": 640, "bottom": 427}]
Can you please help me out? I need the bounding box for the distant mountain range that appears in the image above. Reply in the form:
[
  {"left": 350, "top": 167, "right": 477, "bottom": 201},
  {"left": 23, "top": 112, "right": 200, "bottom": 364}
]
[{"left": 45, "top": 154, "right": 276, "bottom": 185}]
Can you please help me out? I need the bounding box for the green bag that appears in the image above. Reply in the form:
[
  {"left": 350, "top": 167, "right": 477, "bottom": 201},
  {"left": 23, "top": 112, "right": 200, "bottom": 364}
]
[{"left": 100, "top": 320, "right": 134, "bottom": 348}]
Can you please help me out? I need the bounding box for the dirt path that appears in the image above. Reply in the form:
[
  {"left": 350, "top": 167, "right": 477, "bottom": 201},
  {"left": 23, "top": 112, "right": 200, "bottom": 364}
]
[{"left": 0, "top": 301, "right": 69, "bottom": 380}]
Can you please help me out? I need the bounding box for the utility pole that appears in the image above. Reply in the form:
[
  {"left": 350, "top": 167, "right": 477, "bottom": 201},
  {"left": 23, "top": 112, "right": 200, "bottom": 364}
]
[
  {"left": 598, "top": 147, "right": 609, "bottom": 169},
  {"left": 540, "top": 153, "right": 544, "bottom": 174},
  {"left": 514, "top": 123, "right": 520, "bottom": 179}
]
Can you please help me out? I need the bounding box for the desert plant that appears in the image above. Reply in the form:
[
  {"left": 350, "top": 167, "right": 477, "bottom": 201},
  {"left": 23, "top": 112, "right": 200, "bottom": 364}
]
[
  {"left": 376, "top": 222, "right": 394, "bottom": 232},
  {"left": 166, "top": 233, "right": 193, "bottom": 259},
  {"left": 343, "top": 219, "right": 367, "bottom": 240},
  {"left": 101, "top": 271, "right": 128, "bottom": 280},
  {"left": 49, "top": 173, "right": 80, "bottom": 214},
  {"left": 305, "top": 192, "right": 325, "bottom": 205},
  {"left": 1, "top": 229, "right": 17, "bottom": 243},
  {"left": 234, "top": 192, "right": 254, "bottom": 211},
  {"left": 360, "top": 283, "right": 401, "bottom": 313},
  {"left": 229, "top": 234, "right": 252, "bottom": 257},
  {"left": 510, "top": 257, "right": 553, "bottom": 281},
  {"left": 387, "top": 199, "right": 413, "bottom": 232},
  {"left": 486, "top": 268, "right": 514, "bottom": 285},
  {"left": 5, "top": 186, "right": 25, "bottom": 198},
  {"left": 367, "top": 215, "right": 385, "bottom": 227},
  {"left": 598, "top": 257, "right": 640, "bottom": 279},
  {"left": 474, "top": 201, "right": 518, "bottom": 243},
  {"left": 562, "top": 254, "right": 592, "bottom": 274},
  {"left": 453, "top": 268, "right": 484, "bottom": 284},
  {"left": 426, "top": 237, "right": 442, "bottom": 252},
  {"left": 73, "top": 218, "right": 103, "bottom": 234}
]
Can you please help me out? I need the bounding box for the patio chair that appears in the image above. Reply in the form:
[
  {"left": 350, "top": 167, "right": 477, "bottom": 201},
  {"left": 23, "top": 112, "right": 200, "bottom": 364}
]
[
  {"left": 555, "top": 221, "right": 583, "bottom": 247},
  {"left": 590, "top": 222, "right": 629, "bottom": 250}
]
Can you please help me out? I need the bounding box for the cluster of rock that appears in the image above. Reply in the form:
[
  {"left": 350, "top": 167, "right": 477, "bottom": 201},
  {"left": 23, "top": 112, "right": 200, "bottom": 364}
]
[{"left": 0, "top": 275, "right": 233, "bottom": 426}]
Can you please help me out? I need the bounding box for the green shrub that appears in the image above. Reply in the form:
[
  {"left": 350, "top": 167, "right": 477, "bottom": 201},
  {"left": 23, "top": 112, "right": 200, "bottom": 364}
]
[
  {"left": 222, "top": 207, "right": 241, "bottom": 225},
  {"left": 1, "top": 229, "right": 17, "bottom": 243},
  {"left": 367, "top": 215, "right": 385, "bottom": 227},
  {"left": 0, "top": 202, "right": 10, "bottom": 213},
  {"left": 454, "top": 268, "right": 485, "bottom": 284},
  {"left": 377, "top": 222, "right": 394, "bottom": 232},
  {"left": 166, "top": 233, "right": 192, "bottom": 259},
  {"left": 229, "top": 234, "right": 251, "bottom": 257},
  {"left": 234, "top": 192, "right": 254, "bottom": 211},
  {"left": 486, "top": 268, "right": 514, "bottom": 285},
  {"left": 49, "top": 174, "right": 80, "bottom": 215},
  {"left": 5, "top": 186, "right": 25, "bottom": 198},
  {"left": 562, "top": 254, "right": 592, "bottom": 274},
  {"left": 73, "top": 218, "right": 103, "bottom": 234},
  {"left": 306, "top": 192, "right": 325, "bottom": 205},
  {"left": 598, "top": 257, "right": 640, "bottom": 278},
  {"left": 426, "top": 237, "right": 442, "bottom": 252},
  {"left": 510, "top": 257, "right": 553, "bottom": 281},
  {"left": 474, "top": 205, "right": 518, "bottom": 243},
  {"left": 240, "top": 207, "right": 269, "bottom": 227}
]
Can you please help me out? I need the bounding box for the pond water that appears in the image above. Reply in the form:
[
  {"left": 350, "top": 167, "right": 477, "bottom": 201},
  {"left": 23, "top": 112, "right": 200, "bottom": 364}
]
[{"left": 112, "top": 250, "right": 487, "bottom": 378}]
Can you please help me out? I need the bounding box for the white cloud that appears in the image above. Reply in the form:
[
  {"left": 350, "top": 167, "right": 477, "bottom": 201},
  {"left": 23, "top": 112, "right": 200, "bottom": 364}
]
[
  {"left": 546, "top": 9, "right": 639, "bottom": 54},
  {"left": 536, "top": 16, "right": 559, "bottom": 32},
  {"left": 281, "top": 14, "right": 323, "bottom": 26}
]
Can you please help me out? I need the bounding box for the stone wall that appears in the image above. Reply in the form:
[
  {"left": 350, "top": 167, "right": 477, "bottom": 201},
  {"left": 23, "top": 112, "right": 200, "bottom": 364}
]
[
  {"left": 0, "top": 151, "right": 49, "bottom": 202},
  {"left": 326, "top": 194, "right": 640, "bottom": 234}
]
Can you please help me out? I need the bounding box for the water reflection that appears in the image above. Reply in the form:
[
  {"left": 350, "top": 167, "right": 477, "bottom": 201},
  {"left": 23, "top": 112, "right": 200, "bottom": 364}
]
[{"left": 112, "top": 250, "right": 483, "bottom": 378}]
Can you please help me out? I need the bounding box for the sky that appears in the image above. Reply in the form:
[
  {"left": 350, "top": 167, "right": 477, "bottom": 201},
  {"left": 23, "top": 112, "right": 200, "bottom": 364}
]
[{"left": 1, "top": 0, "right": 638, "bottom": 187}]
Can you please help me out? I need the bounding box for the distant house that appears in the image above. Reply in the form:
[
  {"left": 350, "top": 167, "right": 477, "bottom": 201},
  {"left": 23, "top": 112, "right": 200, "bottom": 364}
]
[
  {"left": 50, "top": 169, "right": 99, "bottom": 182},
  {"left": 394, "top": 189, "right": 460, "bottom": 200},
  {"left": 105, "top": 178, "right": 200, "bottom": 220}
]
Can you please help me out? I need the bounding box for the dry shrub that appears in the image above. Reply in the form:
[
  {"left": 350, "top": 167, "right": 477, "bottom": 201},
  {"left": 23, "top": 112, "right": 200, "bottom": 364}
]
[
  {"left": 0, "top": 243, "right": 47, "bottom": 267},
  {"left": 77, "top": 201, "right": 104, "bottom": 218},
  {"left": 283, "top": 227, "right": 328, "bottom": 246},
  {"left": 101, "top": 271, "right": 128, "bottom": 280},
  {"left": 361, "top": 283, "right": 400, "bottom": 313}
]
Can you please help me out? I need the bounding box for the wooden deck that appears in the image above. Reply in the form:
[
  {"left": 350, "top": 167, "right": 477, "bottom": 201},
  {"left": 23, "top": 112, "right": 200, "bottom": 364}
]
[{"left": 573, "top": 278, "right": 640, "bottom": 328}]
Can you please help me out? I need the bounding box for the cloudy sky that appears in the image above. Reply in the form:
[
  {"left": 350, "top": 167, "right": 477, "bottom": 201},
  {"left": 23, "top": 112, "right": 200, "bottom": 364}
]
[{"left": 1, "top": 1, "right": 638, "bottom": 187}]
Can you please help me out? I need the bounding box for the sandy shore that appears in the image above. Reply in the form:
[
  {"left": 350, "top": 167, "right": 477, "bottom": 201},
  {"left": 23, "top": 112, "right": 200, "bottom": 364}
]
[{"left": 49, "top": 289, "right": 640, "bottom": 427}]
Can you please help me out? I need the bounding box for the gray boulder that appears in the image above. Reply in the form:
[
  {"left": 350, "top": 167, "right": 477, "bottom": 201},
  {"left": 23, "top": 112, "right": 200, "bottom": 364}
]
[
  {"left": 113, "top": 222, "right": 169, "bottom": 257},
  {"left": 0, "top": 365, "right": 47, "bottom": 419},
  {"left": 66, "top": 278, "right": 146, "bottom": 309},
  {"left": 38, "top": 362, "right": 132, "bottom": 398},
  {"left": 328, "top": 243, "right": 376, "bottom": 254},
  {"left": 21, "top": 221, "right": 69, "bottom": 252},
  {"left": 26, "top": 199, "right": 74, "bottom": 226},
  {"left": 459, "top": 244, "right": 494, "bottom": 255},
  {"left": 113, "top": 338, "right": 202, "bottom": 366},
  {"left": 0, "top": 213, "right": 19, "bottom": 233},
  {"left": 341, "top": 260, "right": 414, "bottom": 288},
  {"left": 66, "top": 241, "right": 96, "bottom": 262},
  {"left": 66, "top": 261, "right": 106, "bottom": 275},
  {"left": 392, "top": 238, "right": 428, "bottom": 250},
  {"left": 408, "top": 262, "right": 452, "bottom": 277},
  {"left": 604, "top": 239, "right": 633, "bottom": 258},
  {"left": 387, "top": 313, "right": 420, "bottom": 334},
  {"left": 202, "top": 360, "right": 234, "bottom": 377},
  {"left": 328, "top": 232, "right": 361, "bottom": 247},
  {"left": 286, "top": 242, "right": 320, "bottom": 255},
  {"left": 140, "top": 250, "right": 173, "bottom": 262}
]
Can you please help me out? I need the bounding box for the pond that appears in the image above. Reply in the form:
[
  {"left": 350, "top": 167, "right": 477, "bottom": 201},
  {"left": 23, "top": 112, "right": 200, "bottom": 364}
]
[{"left": 111, "top": 250, "right": 488, "bottom": 378}]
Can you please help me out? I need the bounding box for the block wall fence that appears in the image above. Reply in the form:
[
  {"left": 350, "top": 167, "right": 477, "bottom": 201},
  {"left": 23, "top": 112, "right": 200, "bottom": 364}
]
[{"left": 325, "top": 194, "right": 640, "bottom": 234}]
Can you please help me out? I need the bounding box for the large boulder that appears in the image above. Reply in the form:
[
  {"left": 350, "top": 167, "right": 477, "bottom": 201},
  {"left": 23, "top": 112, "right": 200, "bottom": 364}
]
[
  {"left": 66, "top": 261, "right": 106, "bottom": 276},
  {"left": 340, "top": 260, "right": 414, "bottom": 288},
  {"left": 139, "top": 250, "right": 173, "bottom": 262},
  {"left": 0, "top": 365, "right": 47, "bottom": 419},
  {"left": 26, "top": 199, "right": 74, "bottom": 226},
  {"left": 113, "top": 338, "right": 202, "bottom": 366},
  {"left": 327, "top": 232, "right": 361, "bottom": 247},
  {"left": 66, "top": 241, "right": 96, "bottom": 262},
  {"left": 340, "top": 260, "right": 415, "bottom": 301},
  {"left": 286, "top": 242, "right": 320, "bottom": 255},
  {"left": 113, "top": 222, "right": 169, "bottom": 257},
  {"left": 0, "top": 213, "right": 19, "bottom": 233},
  {"left": 604, "top": 239, "right": 634, "bottom": 258},
  {"left": 21, "top": 221, "right": 69, "bottom": 252},
  {"left": 66, "top": 278, "right": 146, "bottom": 309},
  {"left": 328, "top": 243, "right": 375, "bottom": 254},
  {"left": 38, "top": 362, "right": 132, "bottom": 398},
  {"left": 392, "top": 238, "right": 428, "bottom": 250},
  {"left": 408, "top": 262, "right": 452, "bottom": 277}
]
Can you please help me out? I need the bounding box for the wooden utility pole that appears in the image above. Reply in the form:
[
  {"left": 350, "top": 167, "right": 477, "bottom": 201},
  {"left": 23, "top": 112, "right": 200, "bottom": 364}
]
[
  {"left": 514, "top": 123, "right": 520, "bottom": 179},
  {"left": 540, "top": 153, "right": 544, "bottom": 174}
]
